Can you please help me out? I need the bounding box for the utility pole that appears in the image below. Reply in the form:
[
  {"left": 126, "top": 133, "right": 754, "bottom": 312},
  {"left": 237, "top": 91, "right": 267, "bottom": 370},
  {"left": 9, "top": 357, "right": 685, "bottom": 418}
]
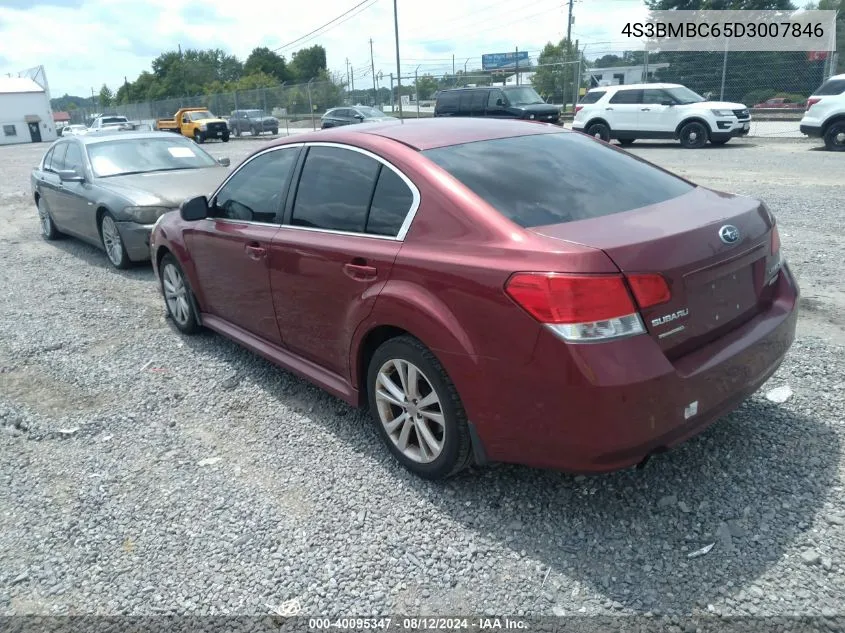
[
  {"left": 566, "top": 0, "right": 573, "bottom": 46},
  {"left": 346, "top": 58, "right": 350, "bottom": 98},
  {"left": 369, "top": 38, "right": 378, "bottom": 106},
  {"left": 452, "top": 54, "right": 455, "bottom": 75},
  {"left": 393, "top": 0, "right": 403, "bottom": 119},
  {"left": 515, "top": 46, "right": 519, "bottom": 85}
]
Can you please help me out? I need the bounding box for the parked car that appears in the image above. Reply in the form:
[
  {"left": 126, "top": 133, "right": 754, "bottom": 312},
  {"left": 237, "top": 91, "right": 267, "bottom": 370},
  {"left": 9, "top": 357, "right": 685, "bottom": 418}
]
[
  {"left": 753, "top": 97, "right": 804, "bottom": 109},
  {"left": 227, "top": 109, "right": 279, "bottom": 136},
  {"left": 434, "top": 86, "right": 560, "bottom": 124},
  {"left": 60, "top": 124, "right": 87, "bottom": 136},
  {"left": 799, "top": 73, "right": 845, "bottom": 152},
  {"left": 320, "top": 106, "right": 392, "bottom": 129},
  {"left": 31, "top": 131, "right": 230, "bottom": 269},
  {"left": 573, "top": 83, "right": 751, "bottom": 148},
  {"left": 150, "top": 118, "right": 798, "bottom": 480},
  {"left": 88, "top": 114, "right": 141, "bottom": 133},
  {"left": 156, "top": 107, "right": 230, "bottom": 144}
]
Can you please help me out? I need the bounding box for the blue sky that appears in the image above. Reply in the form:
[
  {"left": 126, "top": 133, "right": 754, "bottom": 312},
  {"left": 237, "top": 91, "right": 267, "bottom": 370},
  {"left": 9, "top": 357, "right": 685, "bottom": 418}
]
[{"left": 0, "top": 0, "right": 649, "bottom": 99}]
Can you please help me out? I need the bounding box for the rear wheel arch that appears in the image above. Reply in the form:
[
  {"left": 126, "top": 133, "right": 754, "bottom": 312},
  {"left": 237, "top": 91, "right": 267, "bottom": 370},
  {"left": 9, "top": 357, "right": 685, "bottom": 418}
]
[
  {"left": 355, "top": 325, "right": 413, "bottom": 407},
  {"left": 822, "top": 114, "right": 845, "bottom": 135},
  {"left": 584, "top": 117, "right": 610, "bottom": 130}
]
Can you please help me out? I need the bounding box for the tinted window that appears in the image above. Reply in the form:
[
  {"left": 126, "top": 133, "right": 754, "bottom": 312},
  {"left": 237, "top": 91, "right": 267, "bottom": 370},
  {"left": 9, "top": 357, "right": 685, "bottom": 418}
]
[
  {"left": 458, "top": 91, "right": 473, "bottom": 113},
  {"left": 43, "top": 147, "right": 55, "bottom": 170},
  {"left": 291, "top": 146, "right": 380, "bottom": 232},
  {"left": 50, "top": 143, "right": 69, "bottom": 171},
  {"left": 470, "top": 90, "right": 487, "bottom": 114},
  {"left": 213, "top": 147, "right": 298, "bottom": 223},
  {"left": 64, "top": 143, "right": 84, "bottom": 172},
  {"left": 579, "top": 90, "right": 606, "bottom": 104},
  {"left": 367, "top": 167, "right": 414, "bottom": 237},
  {"left": 609, "top": 89, "right": 642, "bottom": 104},
  {"left": 814, "top": 79, "right": 845, "bottom": 95},
  {"left": 488, "top": 90, "right": 505, "bottom": 108},
  {"left": 642, "top": 89, "right": 668, "bottom": 104},
  {"left": 422, "top": 132, "right": 694, "bottom": 228},
  {"left": 437, "top": 92, "right": 459, "bottom": 113}
]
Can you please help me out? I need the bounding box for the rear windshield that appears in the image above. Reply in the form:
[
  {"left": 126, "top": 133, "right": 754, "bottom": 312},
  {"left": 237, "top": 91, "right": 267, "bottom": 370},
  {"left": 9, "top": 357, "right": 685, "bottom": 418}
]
[
  {"left": 579, "top": 90, "right": 606, "bottom": 104},
  {"left": 422, "top": 132, "right": 695, "bottom": 228},
  {"left": 814, "top": 79, "right": 845, "bottom": 96}
]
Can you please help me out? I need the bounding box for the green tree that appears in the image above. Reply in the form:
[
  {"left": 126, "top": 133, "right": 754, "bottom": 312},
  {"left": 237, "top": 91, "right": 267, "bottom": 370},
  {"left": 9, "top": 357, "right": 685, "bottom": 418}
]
[
  {"left": 98, "top": 84, "right": 113, "bottom": 108},
  {"left": 289, "top": 45, "right": 328, "bottom": 81},
  {"left": 531, "top": 39, "right": 585, "bottom": 104},
  {"left": 414, "top": 74, "right": 439, "bottom": 99},
  {"left": 244, "top": 47, "right": 290, "bottom": 83}
]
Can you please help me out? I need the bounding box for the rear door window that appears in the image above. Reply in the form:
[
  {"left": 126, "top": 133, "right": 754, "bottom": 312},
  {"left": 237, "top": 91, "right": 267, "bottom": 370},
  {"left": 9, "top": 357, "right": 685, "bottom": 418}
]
[
  {"left": 422, "top": 131, "right": 694, "bottom": 228},
  {"left": 437, "top": 92, "right": 459, "bottom": 114},
  {"left": 469, "top": 90, "right": 487, "bottom": 115},
  {"left": 609, "top": 89, "right": 642, "bottom": 104},
  {"left": 579, "top": 90, "right": 606, "bottom": 104},
  {"left": 366, "top": 166, "right": 415, "bottom": 237},
  {"left": 291, "top": 146, "right": 380, "bottom": 233},
  {"left": 50, "top": 143, "right": 69, "bottom": 172}
]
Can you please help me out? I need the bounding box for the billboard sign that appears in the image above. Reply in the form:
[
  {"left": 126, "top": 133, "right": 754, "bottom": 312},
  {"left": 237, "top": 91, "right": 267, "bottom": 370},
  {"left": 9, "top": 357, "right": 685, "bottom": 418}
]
[{"left": 482, "top": 51, "right": 529, "bottom": 71}]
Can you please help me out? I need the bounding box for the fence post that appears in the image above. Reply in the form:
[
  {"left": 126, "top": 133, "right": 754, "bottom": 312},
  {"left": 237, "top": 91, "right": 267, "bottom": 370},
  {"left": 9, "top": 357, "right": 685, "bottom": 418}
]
[
  {"left": 390, "top": 74, "right": 394, "bottom": 113},
  {"left": 415, "top": 68, "right": 420, "bottom": 118},
  {"left": 263, "top": 87, "right": 267, "bottom": 113},
  {"left": 720, "top": 40, "right": 728, "bottom": 102},
  {"left": 307, "top": 78, "right": 315, "bottom": 130},
  {"left": 574, "top": 55, "right": 582, "bottom": 111}
]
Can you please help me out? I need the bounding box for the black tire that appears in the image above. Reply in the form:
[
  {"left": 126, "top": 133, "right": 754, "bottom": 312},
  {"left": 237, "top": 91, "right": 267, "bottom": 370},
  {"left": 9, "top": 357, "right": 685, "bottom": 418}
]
[
  {"left": 99, "top": 212, "right": 131, "bottom": 269},
  {"left": 36, "top": 196, "right": 62, "bottom": 241},
  {"left": 823, "top": 121, "right": 845, "bottom": 151},
  {"left": 679, "top": 121, "right": 709, "bottom": 149},
  {"left": 193, "top": 130, "right": 205, "bottom": 144},
  {"left": 271, "top": 128, "right": 279, "bottom": 135},
  {"left": 710, "top": 138, "right": 730, "bottom": 146},
  {"left": 159, "top": 253, "right": 201, "bottom": 335},
  {"left": 366, "top": 335, "right": 472, "bottom": 480},
  {"left": 585, "top": 122, "right": 611, "bottom": 142},
  {"left": 235, "top": 126, "right": 241, "bottom": 137},
  {"left": 618, "top": 138, "right": 635, "bottom": 146},
  {"left": 250, "top": 126, "right": 258, "bottom": 136},
  {"left": 222, "top": 134, "right": 230, "bottom": 143}
]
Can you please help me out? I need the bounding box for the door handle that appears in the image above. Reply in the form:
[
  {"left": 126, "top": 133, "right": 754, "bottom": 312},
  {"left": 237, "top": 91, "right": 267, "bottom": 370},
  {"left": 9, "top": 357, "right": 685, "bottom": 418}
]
[
  {"left": 245, "top": 243, "right": 266, "bottom": 260},
  {"left": 605, "top": 107, "right": 614, "bottom": 111},
  {"left": 641, "top": 108, "right": 651, "bottom": 111},
  {"left": 343, "top": 262, "right": 378, "bottom": 281}
]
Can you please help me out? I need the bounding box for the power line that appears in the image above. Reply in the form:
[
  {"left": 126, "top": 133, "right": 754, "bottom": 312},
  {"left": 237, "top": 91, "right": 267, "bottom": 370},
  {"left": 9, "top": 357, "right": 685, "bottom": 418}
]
[{"left": 272, "top": 0, "right": 379, "bottom": 53}]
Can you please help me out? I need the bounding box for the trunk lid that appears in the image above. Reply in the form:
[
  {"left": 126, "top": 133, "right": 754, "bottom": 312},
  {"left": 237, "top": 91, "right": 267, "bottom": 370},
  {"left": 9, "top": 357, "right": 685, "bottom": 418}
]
[{"left": 531, "top": 187, "right": 780, "bottom": 358}]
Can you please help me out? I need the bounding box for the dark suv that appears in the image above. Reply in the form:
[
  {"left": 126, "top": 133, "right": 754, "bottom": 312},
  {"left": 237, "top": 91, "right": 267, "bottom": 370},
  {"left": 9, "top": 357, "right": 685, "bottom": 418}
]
[
  {"left": 228, "top": 109, "right": 279, "bottom": 136},
  {"left": 434, "top": 86, "right": 560, "bottom": 123}
]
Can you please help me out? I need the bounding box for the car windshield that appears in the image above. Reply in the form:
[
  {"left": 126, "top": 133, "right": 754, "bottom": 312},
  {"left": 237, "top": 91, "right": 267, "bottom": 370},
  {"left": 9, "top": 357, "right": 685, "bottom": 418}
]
[
  {"left": 503, "top": 87, "right": 545, "bottom": 106},
  {"left": 358, "top": 107, "right": 388, "bottom": 118},
  {"left": 87, "top": 137, "right": 218, "bottom": 177},
  {"left": 245, "top": 110, "right": 266, "bottom": 117},
  {"left": 188, "top": 111, "right": 215, "bottom": 121},
  {"left": 423, "top": 131, "right": 694, "bottom": 228},
  {"left": 101, "top": 117, "right": 128, "bottom": 124},
  {"left": 664, "top": 86, "right": 706, "bottom": 104}
]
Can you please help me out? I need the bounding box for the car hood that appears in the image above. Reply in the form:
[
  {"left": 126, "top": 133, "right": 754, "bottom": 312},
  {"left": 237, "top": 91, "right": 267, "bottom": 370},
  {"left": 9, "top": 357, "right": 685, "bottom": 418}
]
[
  {"left": 96, "top": 167, "right": 227, "bottom": 207},
  {"left": 697, "top": 101, "right": 747, "bottom": 110}
]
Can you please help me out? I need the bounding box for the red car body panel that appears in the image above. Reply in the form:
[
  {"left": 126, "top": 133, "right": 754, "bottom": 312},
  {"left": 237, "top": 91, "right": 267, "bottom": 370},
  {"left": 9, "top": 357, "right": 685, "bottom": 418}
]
[{"left": 150, "top": 118, "right": 799, "bottom": 473}]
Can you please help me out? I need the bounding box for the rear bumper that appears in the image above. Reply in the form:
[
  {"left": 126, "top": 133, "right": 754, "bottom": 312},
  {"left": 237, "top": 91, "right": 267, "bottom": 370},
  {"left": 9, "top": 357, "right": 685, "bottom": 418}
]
[
  {"left": 462, "top": 262, "right": 799, "bottom": 473},
  {"left": 800, "top": 123, "right": 823, "bottom": 137},
  {"left": 116, "top": 221, "right": 155, "bottom": 261}
]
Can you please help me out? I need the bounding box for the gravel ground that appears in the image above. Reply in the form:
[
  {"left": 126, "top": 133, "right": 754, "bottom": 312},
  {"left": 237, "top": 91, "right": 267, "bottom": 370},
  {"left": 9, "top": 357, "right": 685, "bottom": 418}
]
[{"left": 0, "top": 135, "right": 843, "bottom": 620}]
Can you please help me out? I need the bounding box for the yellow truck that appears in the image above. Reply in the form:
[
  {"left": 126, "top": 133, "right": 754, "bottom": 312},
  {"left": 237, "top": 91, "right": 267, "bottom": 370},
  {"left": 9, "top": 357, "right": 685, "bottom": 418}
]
[{"left": 156, "top": 107, "right": 230, "bottom": 143}]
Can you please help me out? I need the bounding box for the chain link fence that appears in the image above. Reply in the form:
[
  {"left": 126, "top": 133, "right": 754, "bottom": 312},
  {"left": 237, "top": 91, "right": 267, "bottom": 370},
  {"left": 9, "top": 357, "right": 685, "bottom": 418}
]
[{"left": 65, "top": 47, "right": 838, "bottom": 129}]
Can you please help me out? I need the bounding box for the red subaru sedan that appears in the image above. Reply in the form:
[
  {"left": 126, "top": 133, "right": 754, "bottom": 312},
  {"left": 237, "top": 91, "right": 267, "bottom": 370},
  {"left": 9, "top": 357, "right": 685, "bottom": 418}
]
[{"left": 150, "top": 118, "right": 798, "bottom": 480}]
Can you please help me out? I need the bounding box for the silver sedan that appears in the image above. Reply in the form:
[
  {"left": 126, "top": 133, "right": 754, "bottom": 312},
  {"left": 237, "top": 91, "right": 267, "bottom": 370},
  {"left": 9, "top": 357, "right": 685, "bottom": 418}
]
[{"left": 30, "top": 130, "right": 231, "bottom": 269}]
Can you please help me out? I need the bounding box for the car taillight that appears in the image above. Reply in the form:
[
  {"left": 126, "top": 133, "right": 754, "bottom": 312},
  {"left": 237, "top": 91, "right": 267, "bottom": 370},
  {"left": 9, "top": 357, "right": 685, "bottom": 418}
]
[
  {"left": 505, "top": 273, "right": 646, "bottom": 342},
  {"left": 771, "top": 224, "right": 781, "bottom": 255},
  {"left": 626, "top": 273, "right": 671, "bottom": 309},
  {"left": 574, "top": 105, "right": 584, "bottom": 114},
  {"left": 806, "top": 97, "right": 821, "bottom": 110}
]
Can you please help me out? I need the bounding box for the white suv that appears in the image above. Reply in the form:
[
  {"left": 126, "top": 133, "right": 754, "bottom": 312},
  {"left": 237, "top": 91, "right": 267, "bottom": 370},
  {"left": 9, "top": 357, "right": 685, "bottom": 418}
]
[
  {"left": 800, "top": 73, "right": 845, "bottom": 151},
  {"left": 572, "top": 83, "right": 751, "bottom": 149}
]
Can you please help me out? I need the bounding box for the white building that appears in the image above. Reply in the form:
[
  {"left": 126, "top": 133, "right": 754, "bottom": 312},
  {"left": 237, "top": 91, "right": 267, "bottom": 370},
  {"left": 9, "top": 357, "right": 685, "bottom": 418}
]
[
  {"left": 584, "top": 63, "right": 670, "bottom": 88},
  {"left": 0, "top": 76, "right": 58, "bottom": 146}
]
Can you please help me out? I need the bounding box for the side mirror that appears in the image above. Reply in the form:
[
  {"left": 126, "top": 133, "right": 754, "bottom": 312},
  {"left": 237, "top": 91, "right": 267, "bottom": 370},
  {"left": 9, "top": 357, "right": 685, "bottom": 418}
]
[
  {"left": 217, "top": 156, "right": 231, "bottom": 167},
  {"left": 496, "top": 98, "right": 504, "bottom": 106},
  {"left": 354, "top": 114, "right": 365, "bottom": 120},
  {"left": 180, "top": 195, "right": 209, "bottom": 222},
  {"left": 57, "top": 169, "right": 84, "bottom": 182}
]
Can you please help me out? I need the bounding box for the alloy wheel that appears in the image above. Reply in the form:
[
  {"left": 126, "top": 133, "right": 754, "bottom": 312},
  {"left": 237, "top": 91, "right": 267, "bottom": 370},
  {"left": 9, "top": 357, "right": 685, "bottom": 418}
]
[
  {"left": 162, "top": 262, "right": 191, "bottom": 326},
  {"left": 100, "top": 215, "right": 124, "bottom": 266},
  {"left": 374, "top": 359, "right": 445, "bottom": 464},
  {"left": 38, "top": 200, "right": 51, "bottom": 237}
]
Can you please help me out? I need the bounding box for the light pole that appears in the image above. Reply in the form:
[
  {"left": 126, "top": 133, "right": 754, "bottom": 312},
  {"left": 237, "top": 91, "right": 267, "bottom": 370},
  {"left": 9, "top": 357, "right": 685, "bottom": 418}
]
[{"left": 393, "top": 0, "right": 403, "bottom": 118}]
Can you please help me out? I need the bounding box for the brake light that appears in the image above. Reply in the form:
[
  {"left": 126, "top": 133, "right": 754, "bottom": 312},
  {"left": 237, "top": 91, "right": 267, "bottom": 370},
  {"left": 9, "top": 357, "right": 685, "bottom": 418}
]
[
  {"left": 574, "top": 105, "right": 584, "bottom": 114},
  {"left": 771, "top": 224, "right": 781, "bottom": 255},
  {"left": 505, "top": 273, "right": 646, "bottom": 342},
  {"left": 806, "top": 97, "right": 821, "bottom": 110},
  {"left": 626, "top": 273, "right": 671, "bottom": 309}
]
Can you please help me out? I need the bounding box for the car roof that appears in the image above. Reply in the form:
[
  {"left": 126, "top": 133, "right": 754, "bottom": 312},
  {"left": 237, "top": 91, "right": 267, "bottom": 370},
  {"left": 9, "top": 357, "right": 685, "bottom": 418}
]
[
  {"left": 70, "top": 130, "right": 191, "bottom": 145},
  {"left": 588, "top": 83, "right": 683, "bottom": 91},
  {"left": 270, "top": 117, "right": 565, "bottom": 151}
]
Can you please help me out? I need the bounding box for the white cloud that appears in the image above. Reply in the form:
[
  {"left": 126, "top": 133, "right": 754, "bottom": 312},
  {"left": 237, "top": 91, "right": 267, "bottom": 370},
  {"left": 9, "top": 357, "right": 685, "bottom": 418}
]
[{"left": 0, "top": 0, "right": 649, "bottom": 99}]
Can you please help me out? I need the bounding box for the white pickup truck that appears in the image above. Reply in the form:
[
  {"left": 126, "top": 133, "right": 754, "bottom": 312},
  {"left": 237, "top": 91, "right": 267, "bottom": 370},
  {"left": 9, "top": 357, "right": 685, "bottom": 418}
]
[{"left": 87, "top": 114, "right": 145, "bottom": 133}]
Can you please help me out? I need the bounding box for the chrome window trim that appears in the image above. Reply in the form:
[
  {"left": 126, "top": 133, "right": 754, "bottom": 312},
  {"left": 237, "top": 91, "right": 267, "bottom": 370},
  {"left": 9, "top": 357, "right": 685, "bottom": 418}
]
[{"left": 289, "top": 141, "right": 421, "bottom": 242}]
